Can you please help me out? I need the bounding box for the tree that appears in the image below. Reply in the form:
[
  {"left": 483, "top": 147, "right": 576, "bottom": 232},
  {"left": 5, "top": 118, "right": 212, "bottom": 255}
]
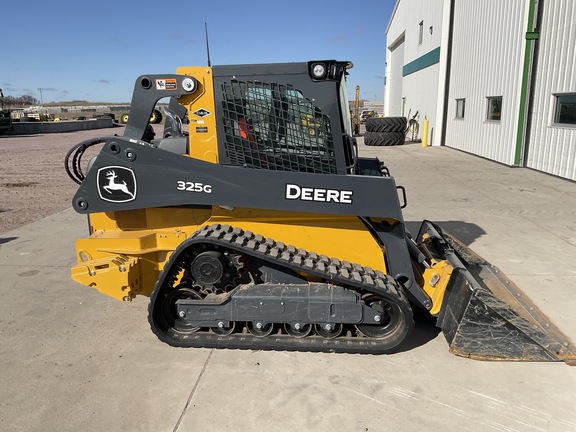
[{"left": 2, "top": 95, "right": 39, "bottom": 106}]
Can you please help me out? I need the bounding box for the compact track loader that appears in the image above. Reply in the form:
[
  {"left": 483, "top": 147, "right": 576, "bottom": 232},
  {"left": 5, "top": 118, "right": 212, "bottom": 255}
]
[{"left": 66, "top": 60, "right": 575, "bottom": 363}]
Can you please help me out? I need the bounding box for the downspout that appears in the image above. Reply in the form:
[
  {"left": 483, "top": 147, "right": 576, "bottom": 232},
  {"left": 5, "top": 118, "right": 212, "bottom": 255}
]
[
  {"left": 439, "top": 0, "right": 455, "bottom": 146},
  {"left": 515, "top": 0, "right": 541, "bottom": 166}
]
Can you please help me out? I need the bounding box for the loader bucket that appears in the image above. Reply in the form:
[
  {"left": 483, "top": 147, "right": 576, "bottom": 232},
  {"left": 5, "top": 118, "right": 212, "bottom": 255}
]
[{"left": 417, "top": 221, "right": 576, "bottom": 364}]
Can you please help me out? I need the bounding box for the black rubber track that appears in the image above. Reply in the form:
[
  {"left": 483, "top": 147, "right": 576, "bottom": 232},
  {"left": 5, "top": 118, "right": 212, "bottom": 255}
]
[
  {"left": 148, "top": 224, "right": 415, "bottom": 354},
  {"left": 365, "top": 117, "right": 407, "bottom": 133},
  {"left": 364, "top": 131, "right": 405, "bottom": 147}
]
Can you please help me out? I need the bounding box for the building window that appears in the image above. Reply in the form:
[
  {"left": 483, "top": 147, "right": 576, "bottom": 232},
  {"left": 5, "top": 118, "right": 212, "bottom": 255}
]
[
  {"left": 419, "top": 21, "right": 424, "bottom": 45},
  {"left": 554, "top": 93, "right": 576, "bottom": 125},
  {"left": 455, "top": 99, "right": 465, "bottom": 119},
  {"left": 486, "top": 96, "right": 502, "bottom": 121}
]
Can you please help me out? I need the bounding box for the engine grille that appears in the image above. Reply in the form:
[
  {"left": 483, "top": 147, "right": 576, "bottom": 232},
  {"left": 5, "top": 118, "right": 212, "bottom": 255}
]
[{"left": 221, "top": 80, "right": 337, "bottom": 174}]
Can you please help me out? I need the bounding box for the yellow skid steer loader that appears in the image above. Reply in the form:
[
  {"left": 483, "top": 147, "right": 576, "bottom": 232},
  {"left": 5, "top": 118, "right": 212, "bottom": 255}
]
[{"left": 65, "top": 60, "right": 575, "bottom": 363}]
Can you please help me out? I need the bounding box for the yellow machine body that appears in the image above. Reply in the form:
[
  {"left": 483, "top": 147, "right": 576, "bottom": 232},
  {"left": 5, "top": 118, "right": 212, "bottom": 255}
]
[{"left": 72, "top": 208, "right": 404, "bottom": 301}]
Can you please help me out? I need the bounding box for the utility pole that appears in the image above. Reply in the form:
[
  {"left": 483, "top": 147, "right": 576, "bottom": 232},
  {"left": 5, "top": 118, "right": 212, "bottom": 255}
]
[{"left": 37, "top": 88, "right": 44, "bottom": 105}]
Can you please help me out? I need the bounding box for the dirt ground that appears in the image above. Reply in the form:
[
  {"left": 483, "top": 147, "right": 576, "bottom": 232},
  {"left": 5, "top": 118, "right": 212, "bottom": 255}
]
[{"left": 0, "top": 126, "right": 126, "bottom": 234}]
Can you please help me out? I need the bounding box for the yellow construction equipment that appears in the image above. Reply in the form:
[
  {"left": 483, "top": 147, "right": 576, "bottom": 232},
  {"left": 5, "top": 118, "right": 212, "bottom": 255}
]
[{"left": 65, "top": 60, "right": 575, "bottom": 362}]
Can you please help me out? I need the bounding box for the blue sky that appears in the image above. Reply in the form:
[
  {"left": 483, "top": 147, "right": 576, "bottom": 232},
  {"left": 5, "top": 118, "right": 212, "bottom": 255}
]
[{"left": 2, "top": 0, "right": 395, "bottom": 103}]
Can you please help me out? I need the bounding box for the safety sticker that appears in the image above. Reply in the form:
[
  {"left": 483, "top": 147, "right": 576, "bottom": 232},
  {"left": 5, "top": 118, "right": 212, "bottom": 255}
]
[
  {"left": 196, "top": 127, "right": 208, "bottom": 133},
  {"left": 156, "top": 78, "right": 177, "bottom": 90},
  {"left": 193, "top": 108, "right": 211, "bottom": 118}
]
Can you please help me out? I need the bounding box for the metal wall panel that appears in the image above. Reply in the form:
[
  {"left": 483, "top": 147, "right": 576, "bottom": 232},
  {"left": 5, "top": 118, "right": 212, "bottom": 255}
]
[
  {"left": 386, "top": 0, "right": 445, "bottom": 70},
  {"left": 526, "top": 1, "right": 576, "bottom": 181},
  {"left": 444, "top": 0, "right": 528, "bottom": 165},
  {"left": 385, "top": 0, "right": 446, "bottom": 144}
]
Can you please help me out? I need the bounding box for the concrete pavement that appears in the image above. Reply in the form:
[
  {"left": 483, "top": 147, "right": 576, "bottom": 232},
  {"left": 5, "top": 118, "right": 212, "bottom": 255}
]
[{"left": 1, "top": 139, "right": 575, "bottom": 432}]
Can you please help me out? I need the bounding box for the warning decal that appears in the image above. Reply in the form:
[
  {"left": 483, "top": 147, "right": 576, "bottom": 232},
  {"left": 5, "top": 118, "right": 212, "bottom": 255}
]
[
  {"left": 156, "top": 79, "right": 177, "bottom": 90},
  {"left": 193, "top": 108, "right": 211, "bottom": 118}
]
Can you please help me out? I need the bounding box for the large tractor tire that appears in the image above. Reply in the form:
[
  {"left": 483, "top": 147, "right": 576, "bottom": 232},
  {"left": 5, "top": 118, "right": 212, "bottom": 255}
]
[
  {"left": 364, "top": 131, "right": 405, "bottom": 147},
  {"left": 150, "top": 109, "right": 163, "bottom": 124},
  {"left": 366, "top": 117, "right": 407, "bottom": 133}
]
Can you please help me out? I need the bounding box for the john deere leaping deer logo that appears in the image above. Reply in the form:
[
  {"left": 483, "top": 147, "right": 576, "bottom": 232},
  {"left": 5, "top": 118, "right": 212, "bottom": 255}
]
[
  {"left": 97, "top": 166, "right": 137, "bottom": 203},
  {"left": 103, "top": 170, "right": 134, "bottom": 197}
]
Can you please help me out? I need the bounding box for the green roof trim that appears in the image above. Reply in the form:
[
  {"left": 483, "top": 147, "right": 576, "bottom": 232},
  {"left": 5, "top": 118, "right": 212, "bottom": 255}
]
[{"left": 402, "top": 47, "right": 441, "bottom": 76}]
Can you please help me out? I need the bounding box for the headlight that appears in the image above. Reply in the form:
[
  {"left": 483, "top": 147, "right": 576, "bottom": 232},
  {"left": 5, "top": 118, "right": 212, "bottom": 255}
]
[{"left": 310, "top": 62, "right": 327, "bottom": 79}]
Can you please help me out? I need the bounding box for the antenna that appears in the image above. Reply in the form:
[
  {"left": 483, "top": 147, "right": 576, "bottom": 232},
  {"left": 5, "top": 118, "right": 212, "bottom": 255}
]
[{"left": 205, "top": 22, "right": 211, "bottom": 67}]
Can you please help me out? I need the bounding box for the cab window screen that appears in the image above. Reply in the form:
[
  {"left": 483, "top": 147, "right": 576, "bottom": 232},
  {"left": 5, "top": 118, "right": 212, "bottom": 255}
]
[{"left": 221, "top": 80, "right": 337, "bottom": 174}]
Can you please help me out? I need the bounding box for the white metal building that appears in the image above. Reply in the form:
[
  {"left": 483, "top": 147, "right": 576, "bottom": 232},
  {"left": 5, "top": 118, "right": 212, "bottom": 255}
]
[{"left": 384, "top": 0, "right": 576, "bottom": 181}]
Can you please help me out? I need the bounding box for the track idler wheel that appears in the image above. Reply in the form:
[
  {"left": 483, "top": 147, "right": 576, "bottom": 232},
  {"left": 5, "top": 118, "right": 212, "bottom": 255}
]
[
  {"left": 247, "top": 321, "right": 274, "bottom": 337},
  {"left": 355, "top": 295, "right": 407, "bottom": 339},
  {"left": 284, "top": 323, "right": 312, "bottom": 338},
  {"left": 315, "top": 323, "right": 343, "bottom": 339},
  {"left": 159, "top": 284, "right": 202, "bottom": 334},
  {"left": 211, "top": 321, "right": 236, "bottom": 336}
]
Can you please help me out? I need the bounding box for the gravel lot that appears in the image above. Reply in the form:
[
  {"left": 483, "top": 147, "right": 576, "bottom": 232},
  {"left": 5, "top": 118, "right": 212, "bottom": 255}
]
[{"left": 0, "top": 125, "right": 127, "bottom": 234}]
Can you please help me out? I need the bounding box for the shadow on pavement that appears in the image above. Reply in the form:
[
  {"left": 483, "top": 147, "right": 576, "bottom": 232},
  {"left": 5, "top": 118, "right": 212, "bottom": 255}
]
[
  {"left": 398, "top": 306, "right": 442, "bottom": 353},
  {"left": 406, "top": 220, "right": 487, "bottom": 247},
  {"left": 0, "top": 236, "right": 18, "bottom": 245}
]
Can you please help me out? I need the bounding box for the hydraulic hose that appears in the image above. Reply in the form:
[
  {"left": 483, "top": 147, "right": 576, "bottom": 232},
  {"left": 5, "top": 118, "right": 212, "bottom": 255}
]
[{"left": 64, "top": 137, "right": 107, "bottom": 184}]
